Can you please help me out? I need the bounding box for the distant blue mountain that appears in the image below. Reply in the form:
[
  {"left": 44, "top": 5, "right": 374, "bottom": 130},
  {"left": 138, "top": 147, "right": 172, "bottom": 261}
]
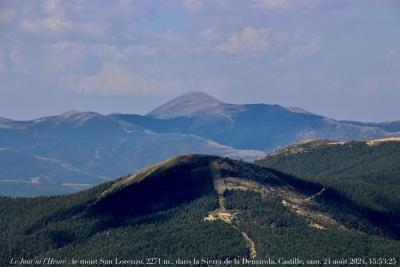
[
  {"left": 0, "top": 108, "right": 265, "bottom": 196},
  {"left": 340, "top": 120, "right": 400, "bottom": 133},
  {"left": 0, "top": 92, "right": 397, "bottom": 196},
  {"left": 118, "top": 92, "right": 395, "bottom": 151}
]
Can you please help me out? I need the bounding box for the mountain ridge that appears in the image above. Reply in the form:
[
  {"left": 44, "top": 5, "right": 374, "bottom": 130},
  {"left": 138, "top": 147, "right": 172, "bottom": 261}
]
[
  {"left": 264, "top": 137, "right": 400, "bottom": 158},
  {"left": 256, "top": 138, "right": 400, "bottom": 222},
  {"left": 132, "top": 92, "right": 396, "bottom": 151},
  {"left": 1, "top": 91, "right": 399, "bottom": 196},
  {"left": 0, "top": 110, "right": 267, "bottom": 196},
  {"left": 341, "top": 120, "right": 400, "bottom": 133}
]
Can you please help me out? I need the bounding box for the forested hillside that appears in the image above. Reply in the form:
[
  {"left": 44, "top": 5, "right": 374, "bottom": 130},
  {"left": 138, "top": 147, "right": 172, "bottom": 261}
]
[
  {"left": 256, "top": 139, "right": 400, "bottom": 238},
  {"left": 1, "top": 154, "right": 399, "bottom": 266}
]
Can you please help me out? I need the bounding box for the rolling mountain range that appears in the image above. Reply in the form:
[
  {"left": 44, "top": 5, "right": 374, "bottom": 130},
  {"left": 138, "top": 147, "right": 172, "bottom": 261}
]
[
  {"left": 142, "top": 92, "right": 396, "bottom": 151},
  {"left": 0, "top": 110, "right": 263, "bottom": 196},
  {"left": 1, "top": 91, "right": 399, "bottom": 196},
  {"left": 1, "top": 149, "right": 399, "bottom": 265}
]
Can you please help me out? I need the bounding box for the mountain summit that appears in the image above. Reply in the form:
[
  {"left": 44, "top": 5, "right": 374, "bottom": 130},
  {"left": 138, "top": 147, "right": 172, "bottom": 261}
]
[
  {"left": 147, "top": 91, "right": 241, "bottom": 119},
  {"left": 143, "top": 92, "right": 394, "bottom": 151}
]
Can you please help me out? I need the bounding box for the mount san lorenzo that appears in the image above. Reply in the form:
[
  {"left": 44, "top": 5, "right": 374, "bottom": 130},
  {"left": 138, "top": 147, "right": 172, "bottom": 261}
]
[{"left": 0, "top": 91, "right": 399, "bottom": 196}]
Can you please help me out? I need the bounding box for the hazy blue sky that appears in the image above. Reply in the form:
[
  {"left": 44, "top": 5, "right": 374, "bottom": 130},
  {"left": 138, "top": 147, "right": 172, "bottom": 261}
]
[{"left": 0, "top": 0, "right": 399, "bottom": 121}]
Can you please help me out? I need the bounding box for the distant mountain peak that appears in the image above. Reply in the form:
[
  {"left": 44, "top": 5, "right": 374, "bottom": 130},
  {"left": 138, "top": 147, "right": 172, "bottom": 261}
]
[
  {"left": 57, "top": 110, "right": 101, "bottom": 120},
  {"left": 287, "top": 106, "right": 313, "bottom": 115},
  {"left": 179, "top": 91, "right": 221, "bottom": 101},
  {"left": 147, "top": 91, "right": 229, "bottom": 119},
  {"left": 60, "top": 110, "right": 82, "bottom": 118}
]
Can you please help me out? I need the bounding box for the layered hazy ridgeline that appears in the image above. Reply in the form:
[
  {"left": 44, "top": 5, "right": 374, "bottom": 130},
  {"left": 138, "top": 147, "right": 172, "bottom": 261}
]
[{"left": 1, "top": 92, "right": 399, "bottom": 197}]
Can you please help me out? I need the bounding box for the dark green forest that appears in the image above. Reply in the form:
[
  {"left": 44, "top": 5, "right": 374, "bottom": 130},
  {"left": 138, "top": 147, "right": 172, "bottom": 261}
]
[
  {"left": 0, "top": 188, "right": 248, "bottom": 266},
  {"left": 256, "top": 141, "right": 400, "bottom": 238},
  {"left": 224, "top": 190, "right": 400, "bottom": 259},
  {"left": 1, "top": 152, "right": 399, "bottom": 266},
  {"left": 256, "top": 141, "right": 400, "bottom": 214}
]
